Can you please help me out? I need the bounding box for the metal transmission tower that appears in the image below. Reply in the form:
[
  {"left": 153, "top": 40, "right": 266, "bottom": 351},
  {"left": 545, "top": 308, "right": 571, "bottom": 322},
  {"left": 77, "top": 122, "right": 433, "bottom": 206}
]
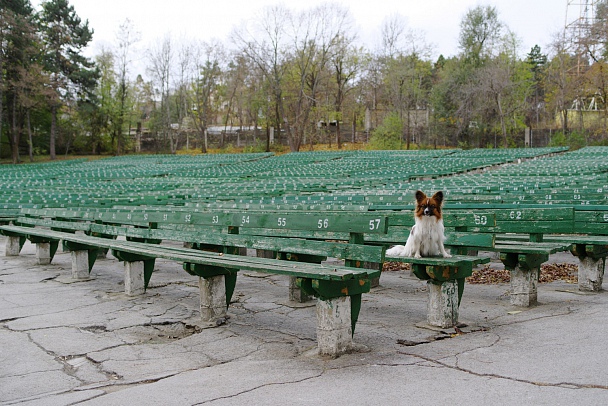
[
  {"left": 565, "top": 0, "right": 600, "bottom": 75},
  {"left": 565, "top": 0, "right": 604, "bottom": 112}
]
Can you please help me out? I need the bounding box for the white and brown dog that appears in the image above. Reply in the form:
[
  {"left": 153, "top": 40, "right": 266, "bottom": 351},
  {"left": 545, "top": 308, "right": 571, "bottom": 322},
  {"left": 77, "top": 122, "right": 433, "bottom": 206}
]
[{"left": 386, "top": 190, "right": 451, "bottom": 258}]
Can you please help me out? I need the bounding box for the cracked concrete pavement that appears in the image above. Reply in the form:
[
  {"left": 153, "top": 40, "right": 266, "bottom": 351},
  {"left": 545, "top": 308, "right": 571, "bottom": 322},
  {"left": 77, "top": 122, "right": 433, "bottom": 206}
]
[{"left": 1, "top": 237, "right": 607, "bottom": 405}]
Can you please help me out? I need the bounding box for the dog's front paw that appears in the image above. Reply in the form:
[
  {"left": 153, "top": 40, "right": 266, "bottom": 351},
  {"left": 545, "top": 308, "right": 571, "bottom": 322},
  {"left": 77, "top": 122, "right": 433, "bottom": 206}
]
[
  {"left": 443, "top": 253, "right": 452, "bottom": 258},
  {"left": 414, "top": 253, "right": 421, "bottom": 259}
]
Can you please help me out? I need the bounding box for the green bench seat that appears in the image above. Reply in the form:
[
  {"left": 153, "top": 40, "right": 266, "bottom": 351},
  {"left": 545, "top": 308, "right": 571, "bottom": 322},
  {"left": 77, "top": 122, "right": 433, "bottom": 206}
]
[{"left": 0, "top": 223, "right": 378, "bottom": 357}]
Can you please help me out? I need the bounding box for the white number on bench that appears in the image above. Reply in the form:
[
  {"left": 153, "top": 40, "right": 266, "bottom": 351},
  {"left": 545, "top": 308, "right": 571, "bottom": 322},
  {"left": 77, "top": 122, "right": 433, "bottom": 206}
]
[
  {"left": 369, "top": 219, "right": 381, "bottom": 230},
  {"left": 509, "top": 211, "right": 522, "bottom": 220},
  {"left": 278, "top": 217, "right": 286, "bottom": 227},
  {"left": 242, "top": 215, "right": 250, "bottom": 225},
  {"left": 474, "top": 214, "right": 488, "bottom": 225},
  {"left": 318, "top": 219, "right": 329, "bottom": 229}
]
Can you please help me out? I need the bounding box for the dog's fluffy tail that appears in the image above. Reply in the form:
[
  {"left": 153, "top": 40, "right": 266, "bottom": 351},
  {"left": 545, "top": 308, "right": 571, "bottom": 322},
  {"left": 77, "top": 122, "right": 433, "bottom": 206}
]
[{"left": 386, "top": 245, "right": 409, "bottom": 257}]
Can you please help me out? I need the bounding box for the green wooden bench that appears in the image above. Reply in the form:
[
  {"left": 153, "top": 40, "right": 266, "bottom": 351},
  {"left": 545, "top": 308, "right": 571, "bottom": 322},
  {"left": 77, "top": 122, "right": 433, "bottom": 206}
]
[
  {"left": 459, "top": 206, "right": 575, "bottom": 306},
  {"left": 216, "top": 209, "right": 494, "bottom": 328},
  {"left": 369, "top": 205, "right": 574, "bottom": 307},
  {"left": 0, "top": 216, "right": 15, "bottom": 226},
  {"left": 1, "top": 210, "right": 389, "bottom": 357},
  {"left": 362, "top": 210, "right": 494, "bottom": 327},
  {"left": 492, "top": 205, "right": 608, "bottom": 292},
  {"left": 106, "top": 207, "right": 497, "bottom": 328},
  {"left": 14, "top": 208, "right": 387, "bottom": 289}
]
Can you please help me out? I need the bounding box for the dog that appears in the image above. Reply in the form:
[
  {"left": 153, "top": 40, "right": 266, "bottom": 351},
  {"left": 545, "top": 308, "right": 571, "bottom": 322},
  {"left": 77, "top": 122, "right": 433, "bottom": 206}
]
[{"left": 386, "top": 190, "right": 451, "bottom": 258}]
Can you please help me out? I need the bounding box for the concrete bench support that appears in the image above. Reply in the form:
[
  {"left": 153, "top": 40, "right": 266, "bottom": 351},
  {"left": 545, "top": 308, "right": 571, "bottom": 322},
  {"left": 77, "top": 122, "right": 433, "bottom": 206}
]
[
  {"left": 199, "top": 275, "right": 227, "bottom": 322},
  {"left": 6, "top": 236, "right": 22, "bottom": 256},
  {"left": 316, "top": 296, "right": 353, "bottom": 357},
  {"left": 427, "top": 280, "right": 459, "bottom": 328},
  {"left": 71, "top": 250, "right": 90, "bottom": 279},
  {"left": 407, "top": 261, "right": 482, "bottom": 328},
  {"left": 36, "top": 242, "right": 52, "bottom": 265},
  {"left": 578, "top": 256, "right": 605, "bottom": 292},
  {"left": 289, "top": 276, "right": 312, "bottom": 302},
  {"left": 124, "top": 261, "right": 145, "bottom": 296},
  {"left": 501, "top": 253, "right": 546, "bottom": 307},
  {"left": 510, "top": 266, "right": 539, "bottom": 307}
]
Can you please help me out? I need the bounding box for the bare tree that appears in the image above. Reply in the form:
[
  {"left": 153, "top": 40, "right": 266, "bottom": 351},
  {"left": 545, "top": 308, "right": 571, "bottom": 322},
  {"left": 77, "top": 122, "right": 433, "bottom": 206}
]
[
  {"left": 378, "top": 14, "right": 434, "bottom": 148},
  {"left": 331, "top": 35, "right": 360, "bottom": 148},
  {"left": 545, "top": 31, "right": 583, "bottom": 135},
  {"left": 189, "top": 39, "right": 225, "bottom": 153},
  {"left": 380, "top": 13, "right": 407, "bottom": 59},
  {"left": 475, "top": 60, "right": 513, "bottom": 147},
  {"left": 147, "top": 35, "right": 174, "bottom": 152},
  {"left": 114, "top": 19, "right": 140, "bottom": 154},
  {"left": 285, "top": 3, "right": 354, "bottom": 151},
  {"left": 174, "top": 37, "right": 194, "bottom": 151},
  {"left": 232, "top": 5, "right": 291, "bottom": 149}
]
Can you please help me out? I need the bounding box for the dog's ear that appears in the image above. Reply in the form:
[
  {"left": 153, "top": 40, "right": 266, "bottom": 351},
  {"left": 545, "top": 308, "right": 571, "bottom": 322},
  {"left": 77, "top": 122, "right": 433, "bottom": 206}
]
[
  {"left": 415, "top": 190, "right": 426, "bottom": 202},
  {"left": 431, "top": 191, "right": 444, "bottom": 206}
]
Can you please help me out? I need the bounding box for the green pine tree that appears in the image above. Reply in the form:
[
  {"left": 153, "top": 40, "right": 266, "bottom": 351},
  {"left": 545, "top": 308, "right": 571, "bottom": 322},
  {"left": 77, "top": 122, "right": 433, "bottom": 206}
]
[{"left": 38, "top": 0, "right": 98, "bottom": 159}]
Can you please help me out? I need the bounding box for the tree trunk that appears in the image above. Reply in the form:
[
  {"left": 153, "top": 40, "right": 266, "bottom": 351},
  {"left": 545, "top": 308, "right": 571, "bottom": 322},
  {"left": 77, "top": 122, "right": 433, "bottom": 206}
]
[
  {"left": 352, "top": 111, "right": 356, "bottom": 144},
  {"left": 336, "top": 120, "right": 341, "bottom": 149},
  {"left": 274, "top": 92, "right": 281, "bottom": 146},
  {"left": 496, "top": 94, "right": 507, "bottom": 148},
  {"left": 265, "top": 125, "right": 270, "bottom": 153},
  {"left": 11, "top": 95, "right": 19, "bottom": 164},
  {"left": 169, "top": 129, "right": 175, "bottom": 153},
  {"left": 27, "top": 109, "right": 33, "bottom": 162},
  {"left": 200, "top": 128, "right": 207, "bottom": 153},
  {"left": 50, "top": 104, "right": 57, "bottom": 160}
]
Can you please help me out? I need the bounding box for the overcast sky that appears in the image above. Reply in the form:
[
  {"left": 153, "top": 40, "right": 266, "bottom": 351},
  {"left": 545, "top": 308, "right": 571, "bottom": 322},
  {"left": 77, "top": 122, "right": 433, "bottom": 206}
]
[{"left": 34, "top": 0, "right": 568, "bottom": 63}]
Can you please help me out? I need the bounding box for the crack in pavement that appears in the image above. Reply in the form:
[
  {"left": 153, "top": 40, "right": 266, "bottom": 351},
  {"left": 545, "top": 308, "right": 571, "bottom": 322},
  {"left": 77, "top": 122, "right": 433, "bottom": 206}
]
[
  {"left": 482, "top": 306, "right": 576, "bottom": 328},
  {"left": 192, "top": 370, "right": 326, "bottom": 405},
  {"left": 69, "top": 345, "right": 269, "bottom": 402},
  {"left": 397, "top": 348, "right": 608, "bottom": 391},
  {"left": 21, "top": 325, "right": 142, "bottom": 384},
  {"left": 391, "top": 322, "right": 606, "bottom": 391},
  {"left": 1, "top": 317, "right": 21, "bottom": 323}
]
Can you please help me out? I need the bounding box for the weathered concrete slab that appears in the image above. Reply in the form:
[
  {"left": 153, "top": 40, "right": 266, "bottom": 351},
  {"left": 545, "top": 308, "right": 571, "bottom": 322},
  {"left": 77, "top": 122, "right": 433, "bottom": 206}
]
[
  {"left": 1, "top": 237, "right": 607, "bottom": 405},
  {"left": 16, "top": 390, "right": 105, "bottom": 406}
]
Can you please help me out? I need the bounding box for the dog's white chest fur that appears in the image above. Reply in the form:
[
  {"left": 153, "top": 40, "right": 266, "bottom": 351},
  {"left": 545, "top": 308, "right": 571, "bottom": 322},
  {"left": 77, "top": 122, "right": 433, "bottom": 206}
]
[{"left": 386, "top": 216, "right": 451, "bottom": 258}]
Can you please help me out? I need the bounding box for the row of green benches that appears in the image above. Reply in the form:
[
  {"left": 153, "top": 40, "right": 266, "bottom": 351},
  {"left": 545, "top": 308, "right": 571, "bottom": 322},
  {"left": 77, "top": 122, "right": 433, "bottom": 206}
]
[
  {"left": 1, "top": 207, "right": 494, "bottom": 356},
  {"left": 1, "top": 211, "right": 391, "bottom": 357},
  {"left": 6, "top": 204, "right": 605, "bottom": 297},
  {"left": 9, "top": 204, "right": 603, "bottom": 296},
  {"left": 3, "top": 204, "right": 606, "bottom": 355}
]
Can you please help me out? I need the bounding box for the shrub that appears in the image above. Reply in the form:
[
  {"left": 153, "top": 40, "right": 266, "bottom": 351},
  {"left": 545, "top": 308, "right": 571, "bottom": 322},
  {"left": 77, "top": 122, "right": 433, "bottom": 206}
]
[
  {"left": 367, "top": 112, "right": 403, "bottom": 150},
  {"left": 548, "top": 130, "right": 586, "bottom": 150}
]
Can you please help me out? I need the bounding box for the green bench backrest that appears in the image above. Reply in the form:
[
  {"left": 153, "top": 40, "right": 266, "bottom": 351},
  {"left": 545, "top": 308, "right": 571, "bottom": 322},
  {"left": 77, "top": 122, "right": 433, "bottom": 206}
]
[
  {"left": 574, "top": 206, "right": 608, "bottom": 235},
  {"left": 232, "top": 212, "right": 388, "bottom": 234},
  {"left": 490, "top": 207, "right": 574, "bottom": 234}
]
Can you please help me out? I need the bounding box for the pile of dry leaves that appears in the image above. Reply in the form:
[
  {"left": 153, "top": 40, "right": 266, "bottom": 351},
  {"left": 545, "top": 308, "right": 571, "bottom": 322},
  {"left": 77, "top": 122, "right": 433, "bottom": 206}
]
[
  {"left": 382, "top": 262, "right": 411, "bottom": 272},
  {"left": 467, "top": 263, "right": 578, "bottom": 284},
  {"left": 383, "top": 261, "right": 578, "bottom": 285}
]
